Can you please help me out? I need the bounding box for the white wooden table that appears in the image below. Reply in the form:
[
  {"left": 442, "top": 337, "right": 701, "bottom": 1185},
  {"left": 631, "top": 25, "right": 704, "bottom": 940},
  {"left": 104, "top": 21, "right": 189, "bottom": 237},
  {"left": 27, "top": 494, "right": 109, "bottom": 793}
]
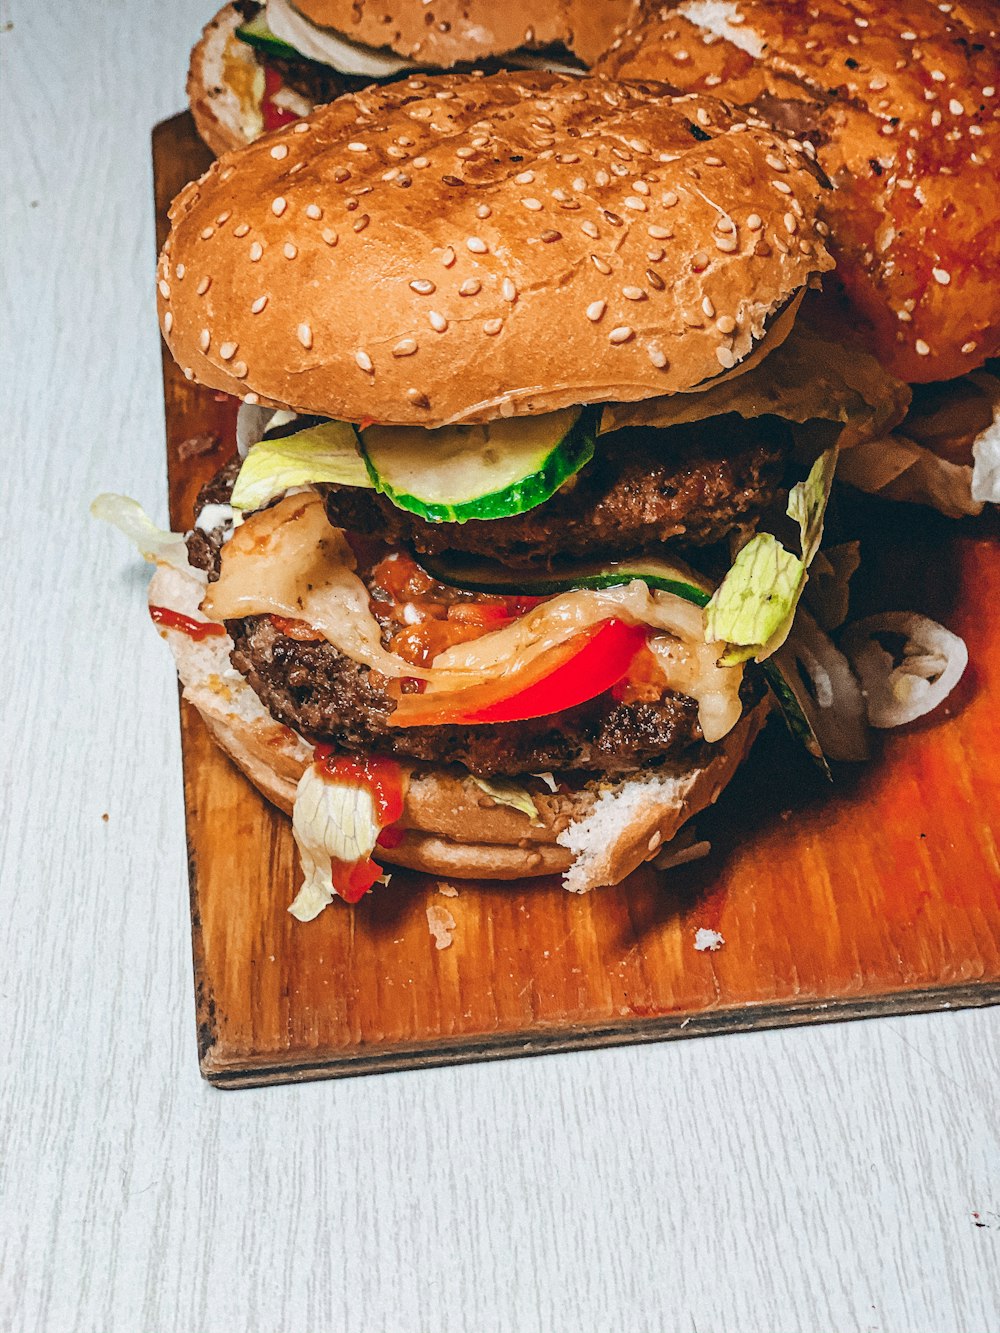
[{"left": 2, "top": 4, "right": 998, "bottom": 1329}]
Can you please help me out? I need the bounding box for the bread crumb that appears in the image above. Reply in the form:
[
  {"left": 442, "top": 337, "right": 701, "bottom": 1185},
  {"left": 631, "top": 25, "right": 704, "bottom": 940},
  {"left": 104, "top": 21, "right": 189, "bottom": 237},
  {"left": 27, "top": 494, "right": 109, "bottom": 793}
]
[
  {"left": 436, "top": 882, "right": 459, "bottom": 898},
  {"left": 694, "top": 927, "right": 725, "bottom": 952},
  {"left": 101, "top": 812, "right": 109, "bottom": 823},
  {"left": 426, "top": 905, "right": 456, "bottom": 950}
]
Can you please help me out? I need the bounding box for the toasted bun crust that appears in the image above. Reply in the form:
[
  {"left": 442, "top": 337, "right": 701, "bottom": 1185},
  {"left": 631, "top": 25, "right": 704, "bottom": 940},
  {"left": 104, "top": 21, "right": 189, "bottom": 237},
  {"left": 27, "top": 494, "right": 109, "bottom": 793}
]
[
  {"left": 150, "top": 561, "right": 767, "bottom": 890},
  {"left": 188, "top": 3, "right": 266, "bottom": 157},
  {"left": 293, "top": 0, "right": 639, "bottom": 67},
  {"left": 158, "top": 71, "right": 832, "bottom": 425},
  {"left": 596, "top": 0, "right": 1000, "bottom": 384}
]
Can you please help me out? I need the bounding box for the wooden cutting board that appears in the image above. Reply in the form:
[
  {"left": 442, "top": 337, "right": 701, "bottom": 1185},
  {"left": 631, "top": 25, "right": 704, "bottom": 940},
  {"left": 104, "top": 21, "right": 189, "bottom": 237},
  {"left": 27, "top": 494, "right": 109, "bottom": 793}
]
[{"left": 153, "top": 112, "right": 1000, "bottom": 1088}]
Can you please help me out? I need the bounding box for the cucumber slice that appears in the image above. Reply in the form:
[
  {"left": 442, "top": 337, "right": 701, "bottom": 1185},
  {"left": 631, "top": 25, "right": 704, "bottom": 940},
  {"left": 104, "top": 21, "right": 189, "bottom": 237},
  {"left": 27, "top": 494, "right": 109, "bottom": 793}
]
[
  {"left": 359, "top": 408, "right": 597, "bottom": 524},
  {"left": 236, "top": 13, "right": 302, "bottom": 60},
  {"left": 419, "top": 551, "right": 712, "bottom": 606}
]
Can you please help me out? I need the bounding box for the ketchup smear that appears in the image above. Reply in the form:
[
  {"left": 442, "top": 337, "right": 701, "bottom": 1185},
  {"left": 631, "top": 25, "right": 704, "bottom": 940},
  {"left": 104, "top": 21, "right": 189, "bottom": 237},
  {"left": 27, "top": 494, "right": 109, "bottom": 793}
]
[
  {"left": 149, "top": 605, "right": 226, "bottom": 641},
  {"left": 313, "top": 747, "right": 406, "bottom": 903}
]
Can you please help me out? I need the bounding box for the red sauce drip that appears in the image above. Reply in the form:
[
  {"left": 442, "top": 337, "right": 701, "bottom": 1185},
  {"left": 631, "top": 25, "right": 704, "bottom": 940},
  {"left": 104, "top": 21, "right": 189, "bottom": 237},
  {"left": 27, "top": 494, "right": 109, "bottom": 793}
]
[
  {"left": 261, "top": 65, "right": 300, "bottom": 132},
  {"left": 312, "top": 748, "right": 406, "bottom": 902},
  {"left": 149, "top": 605, "right": 226, "bottom": 641}
]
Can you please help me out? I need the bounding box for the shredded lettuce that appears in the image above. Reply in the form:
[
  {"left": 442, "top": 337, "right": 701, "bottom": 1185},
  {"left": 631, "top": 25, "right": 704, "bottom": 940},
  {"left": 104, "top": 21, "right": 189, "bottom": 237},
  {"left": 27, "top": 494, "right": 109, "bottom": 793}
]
[
  {"left": 470, "top": 776, "right": 541, "bottom": 823},
  {"left": 289, "top": 762, "right": 381, "bottom": 920},
  {"left": 706, "top": 448, "right": 837, "bottom": 664},
  {"left": 90, "top": 493, "right": 193, "bottom": 574},
  {"left": 231, "top": 420, "right": 372, "bottom": 512}
]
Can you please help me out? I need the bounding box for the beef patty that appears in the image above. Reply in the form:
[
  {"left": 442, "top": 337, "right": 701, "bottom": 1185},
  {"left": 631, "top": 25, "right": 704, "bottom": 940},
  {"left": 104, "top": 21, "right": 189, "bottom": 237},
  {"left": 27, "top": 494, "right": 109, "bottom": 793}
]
[
  {"left": 185, "top": 419, "right": 772, "bottom": 775},
  {"left": 321, "top": 415, "right": 790, "bottom": 567}
]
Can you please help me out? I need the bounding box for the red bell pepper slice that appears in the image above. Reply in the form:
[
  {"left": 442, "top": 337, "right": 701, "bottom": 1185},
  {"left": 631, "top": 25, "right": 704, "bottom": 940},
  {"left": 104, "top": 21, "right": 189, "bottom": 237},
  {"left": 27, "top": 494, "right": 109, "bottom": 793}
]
[{"left": 388, "top": 619, "right": 648, "bottom": 727}]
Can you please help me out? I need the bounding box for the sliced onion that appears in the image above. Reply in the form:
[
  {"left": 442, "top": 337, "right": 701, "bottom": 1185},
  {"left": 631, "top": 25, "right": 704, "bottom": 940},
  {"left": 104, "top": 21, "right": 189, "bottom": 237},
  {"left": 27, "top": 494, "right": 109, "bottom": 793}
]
[
  {"left": 235, "top": 405, "right": 299, "bottom": 459},
  {"left": 840, "top": 612, "right": 968, "bottom": 729},
  {"left": 774, "top": 609, "right": 870, "bottom": 761}
]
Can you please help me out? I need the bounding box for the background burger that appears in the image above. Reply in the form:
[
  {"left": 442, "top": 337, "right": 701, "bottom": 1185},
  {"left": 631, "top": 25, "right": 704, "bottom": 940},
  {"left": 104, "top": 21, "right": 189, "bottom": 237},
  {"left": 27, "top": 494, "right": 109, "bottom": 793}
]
[
  {"left": 102, "top": 70, "right": 960, "bottom": 917},
  {"left": 595, "top": 0, "right": 1000, "bottom": 518},
  {"left": 189, "top": 0, "right": 639, "bottom": 154}
]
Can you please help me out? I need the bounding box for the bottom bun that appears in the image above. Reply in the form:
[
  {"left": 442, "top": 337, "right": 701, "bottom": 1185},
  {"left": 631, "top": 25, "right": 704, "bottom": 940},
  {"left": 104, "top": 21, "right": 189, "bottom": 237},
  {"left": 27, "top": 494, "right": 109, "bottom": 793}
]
[{"left": 151, "top": 562, "right": 768, "bottom": 891}]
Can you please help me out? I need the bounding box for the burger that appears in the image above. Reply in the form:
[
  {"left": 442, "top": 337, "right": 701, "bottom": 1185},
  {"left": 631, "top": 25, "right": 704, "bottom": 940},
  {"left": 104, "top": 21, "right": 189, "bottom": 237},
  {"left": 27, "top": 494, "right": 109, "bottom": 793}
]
[
  {"left": 595, "top": 0, "right": 1000, "bottom": 517},
  {"left": 102, "top": 70, "right": 955, "bottom": 918},
  {"left": 188, "top": 0, "right": 638, "bottom": 154}
]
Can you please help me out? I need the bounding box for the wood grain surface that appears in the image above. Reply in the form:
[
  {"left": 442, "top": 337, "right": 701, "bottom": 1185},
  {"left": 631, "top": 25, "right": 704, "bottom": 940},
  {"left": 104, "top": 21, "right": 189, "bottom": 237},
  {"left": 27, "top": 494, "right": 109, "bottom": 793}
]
[
  {"left": 153, "top": 112, "right": 999, "bottom": 1089},
  {"left": 4, "top": 7, "right": 999, "bottom": 1331}
]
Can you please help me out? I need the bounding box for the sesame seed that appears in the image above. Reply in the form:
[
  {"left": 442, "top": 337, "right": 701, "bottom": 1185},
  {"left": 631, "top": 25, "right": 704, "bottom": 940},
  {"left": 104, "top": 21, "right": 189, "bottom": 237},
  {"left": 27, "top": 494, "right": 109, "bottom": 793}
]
[
  {"left": 696, "top": 107, "right": 711, "bottom": 127},
  {"left": 353, "top": 215, "right": 370, "bottom": 233},
  {"left": 355, "top": 349, "right": 373, "bottom": 372},
  {"left": 624, "top": 196, "right": 647, "bottom": 211},
  {"left": 455, "top": 147, "right": 476, "bottom": 160},
  {"left": 305, "top": 204, "right": 323, "bottom": 220},
  {"left": 392, "top": 339, "right": 418, "bottom": 357},
  {"left": 622, "top": 286, "right": 646, "bottom": 301},
  {"left": 870, "top": 75, "right": 888, "bottom": 91},
  {"left": 499, "top": 278, "right": 516, "bottom": 303},
  {"left": 704, "top": 156, "right": 723, "bottom": 168},
  {"left": 784, "top": 212, "right": 798, "bottom": 233},
  {"left": 271, "top": 197, "right": 287, "bottom": 217},
  {"left": 515, "top": 170, "right": 535, "bottom": 184},
  {"left": 294, "top": 122, "right": 309, "bottom": 134},
  {"left": 933, "top": 267, "right": 951, "bottom": 285},
  {"left": 648, "top": 225, "right": 670, "bottom": 240},
  {"left": 521, "top": 198, "right": 543, "bottom": 211},
  {"left": 595, "top": 169, "right": 610, "bottom": 187},
  {"left": 198, "top": 329, "right": 210, "bottom": 352},
  {"left": 691, "top": 251, "right": 709, "bottom": 271},
  {"left": 716, "top": 346, "right": 736, "bottom": 369},
  {"left": 962, "top": 341, "right": 977, "bottom": 354},
  {"left": 232, "top": 223, "right": 250, "bottom": 239},
  {"left": 648, "top": 347, "right": 668, "bottom": 368},
  {"left": 915, "top": 340, "right": 931, "bottom": 356},
  {"left": 347, "top": 141, "right": 368, "bottom": 152},
  {"left": 931, "top": 109, "right": 943, "bottom": 127},
  {"left": 897, "top": 310, "right": 912, "bottom": 323},
  {"left": 215, "top": 211, "right": 231, "bottom": 225},
  {"left": 747, "top": 213, "right": 763, "bottom": 231},
  {"left": 541, "top": 230, "right": 562, "bottom": 243},
  {"left": 270, "top": 144, "right": 288, "bottom": 160},
  {"left": 407, "top": 389, "right": 430, "bottom": 407},
  {"left": 219, "top": 341, "right": 238, "bottom": 361},
  {"left": 322, "top": 229, "right": 338, "bottom": 246},
  {"left": 412, "top": 156, "right": 429, "bottom": 169},
  {"left": 440, "top": 246, "right": 457, "bottom": 267},
  {"left": 457, "top": 278, "right": 481, "bottom": 296},
  {"left": 467, "top": 237, "right": 488, "bottom": 253},
  {"left": 283, "top": 242, "right": 298, "bottom": 259},
  {"left": 175, "top": 264, "right": 185, "bottom": 279},
  {"left": 183, "top": 368, "right": 194, "bottom": 380},
  {"left": 197, "top": 276, "right": 212, "bottom": 295},
  {"left": 949, "top": 99, "right": 964, "bottom": 115},
  {"left": 581, "top": 220, "right": 599, "bottom": 238},
  {"left": 158, "top": 279, "right": 170, "bottom": 299},
  {"left": 931, "top": 69, "right": 946, "bottom": 82},
  {"left": 410, "top": 279, "right": 436, "bottom": 294},
  {"left": 702, "top": 296, "right": 716, "bottom": 318},
  {"left": 251, "top": 295, "right": 268, "bottom": 313},
  {"left": 716, "top": 315, "right": 737, "bottom": 335},
  {"left": 200, "top": 226, "right": 214, "bottom": 241},
  {"left": 428, "top": 311, "right": 448, "bottom": 332},
  {"left": 984, "top": 87, "right": 996, "bottom": 98},
  {"left": 483, "top": 318, "right": 503, "bottom": 335},
  {"left": 647, "top": 248, "right": 665, "bottom": 263},
  {"left": 232, "top": 361, "right": 248, "bottom": 379},
  {"left": 163, "top": 311, "right": 173, "bottom": 333},
  {"left": 771, "top": 179, "right": 792, "bottom": 194},
  {"left": 591, "top": 254, "right": 612, "bottom": 274},
  {"left": 609, "top": 326, "right": 634, "bottom": 344},
  {"left": 476, "top": 203, "right": 492, "bottom": 219},
  {"left": 715, "top": 234, "right": 738, "bottom": 252},
  {"left": 634, "top": 180, "right": 650, "bottom": 195},
  {"left": 573, "top": 176, "right": 587, "bottom": 193},
  {"left": 645, "top": 269, "right": 665, "bottom": 291},
  {"left": 586, "top": 300, "right": 606, "bottom": 322},
  {"left": 244, "top": 392, "right": 260, "bottom": 404}
]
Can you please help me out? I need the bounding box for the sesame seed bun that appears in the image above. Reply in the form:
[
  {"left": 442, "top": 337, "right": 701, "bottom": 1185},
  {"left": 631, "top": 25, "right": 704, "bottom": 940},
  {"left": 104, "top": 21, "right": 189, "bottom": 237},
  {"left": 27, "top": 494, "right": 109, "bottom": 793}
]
[
  {"left": 291, "top": 0, "right": 640, "bottom": 68},
  {"left": 151, "top": 562, "right": 767, "bottom": 889},
  {"left": 157, "top": 71, "right": 833, "bottom": 426},
  {"left": 596, "top": 0, "right": 1000, "bottom": 384}
]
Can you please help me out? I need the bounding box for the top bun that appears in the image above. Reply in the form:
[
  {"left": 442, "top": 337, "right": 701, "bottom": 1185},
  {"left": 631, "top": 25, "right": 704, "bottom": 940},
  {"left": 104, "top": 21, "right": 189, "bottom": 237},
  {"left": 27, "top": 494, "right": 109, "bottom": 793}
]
[
  {"left": 596, "top": 0, "right": 1000, "bottom": 384},
  {"left": 158, "top": 71, "right": 833, "bottom": 426},
  {"left": 292, "top": 0, "right": 639, "bottom": 67}
]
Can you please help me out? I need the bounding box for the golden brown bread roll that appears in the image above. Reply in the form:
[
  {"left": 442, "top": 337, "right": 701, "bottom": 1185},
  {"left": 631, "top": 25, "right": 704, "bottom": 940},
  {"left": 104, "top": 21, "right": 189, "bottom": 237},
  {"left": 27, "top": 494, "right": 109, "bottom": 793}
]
[{"left": 596, "top": 0, "right": 1000, "bottom": 384}]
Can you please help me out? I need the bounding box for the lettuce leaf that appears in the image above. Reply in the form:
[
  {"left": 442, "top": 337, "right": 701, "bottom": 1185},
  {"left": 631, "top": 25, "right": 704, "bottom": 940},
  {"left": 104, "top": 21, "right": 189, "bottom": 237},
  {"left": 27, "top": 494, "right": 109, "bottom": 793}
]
[
  {"left": 470, "top": 776, "right": 541, "bottom": 823},
  {"left": 231, "top": 420, "right": 372, "bottom": 513},
  {"left": 90, "top": 493, "right": 192, "bottom": 574},
  {"left": 289, "top": 762, "right": 381, "bottom": 920},
  {"left": 705, "top": 448, "right": 837, "bottom": 663}
]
